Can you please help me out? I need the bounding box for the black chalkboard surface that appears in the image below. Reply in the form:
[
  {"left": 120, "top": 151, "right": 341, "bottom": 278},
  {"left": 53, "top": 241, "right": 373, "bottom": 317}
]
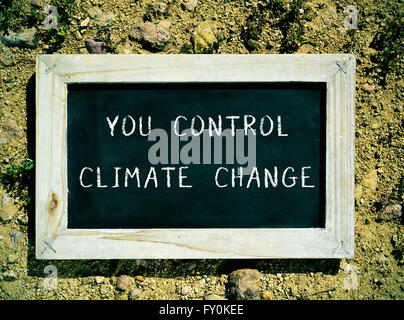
[{"left": 67, "top": 83, "right": 326, "bottom": 229}]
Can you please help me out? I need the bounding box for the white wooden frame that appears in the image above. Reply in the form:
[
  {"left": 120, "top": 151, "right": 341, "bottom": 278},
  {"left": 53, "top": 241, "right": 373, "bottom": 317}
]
[{"left": 35, "top": 54, "right": 355, "bottom": 259}]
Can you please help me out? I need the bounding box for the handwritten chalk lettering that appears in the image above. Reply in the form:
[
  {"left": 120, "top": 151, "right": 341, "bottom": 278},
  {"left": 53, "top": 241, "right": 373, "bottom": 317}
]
[
  {"left": 79, "top": 166, "right": 193, "bottom": 188},
  {"left": 106, "top": 115, "right": 152, "bottom": 136},
  {"left": 214, "top": 166, "right": 316, "bottom": 188},
  {"left": 173, "top": 115, "right": 288, "bottom": 137}
]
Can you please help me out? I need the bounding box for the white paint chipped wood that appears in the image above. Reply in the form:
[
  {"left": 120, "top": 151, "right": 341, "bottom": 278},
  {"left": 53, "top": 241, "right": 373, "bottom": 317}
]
[{"left": 35, "top": 54, "right": 355, "bottom": 259}]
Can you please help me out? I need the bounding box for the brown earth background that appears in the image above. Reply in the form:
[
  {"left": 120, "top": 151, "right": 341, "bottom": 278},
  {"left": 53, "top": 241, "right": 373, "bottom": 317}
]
[{"left": 0, "top": 0, "right": 403, "bottom": 300}]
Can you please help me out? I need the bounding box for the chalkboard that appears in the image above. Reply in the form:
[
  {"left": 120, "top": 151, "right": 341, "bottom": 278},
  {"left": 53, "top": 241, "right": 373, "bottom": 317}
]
[
  {"left": 66, "top": 82, "right": 326, "bottom": 229},
  {"left": 36, "top": 54, "right": 355, "bottom": 259}
]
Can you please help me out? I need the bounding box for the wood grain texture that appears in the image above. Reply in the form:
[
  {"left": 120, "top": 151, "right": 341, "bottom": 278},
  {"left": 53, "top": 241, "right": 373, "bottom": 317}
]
[{"left": 35, "top": 54, "right": 355, "bottom": 259}]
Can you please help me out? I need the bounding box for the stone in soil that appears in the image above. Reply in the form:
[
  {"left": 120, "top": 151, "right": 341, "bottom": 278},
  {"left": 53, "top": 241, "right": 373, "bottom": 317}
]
[
  {"left": 0, "top": 193, "right": 18, "bottom": 223},
  {"left": 378, "top": 204, "right": 402, "bottom": 221},
  {"left": 7, "top": 254, "right": 18, "bottom": 264},
  {"left": 88, "top": 7, "right": 115, "bottom": 29},
  {"left": 117, "top": 275, "right": 131, "bottom": 291},
  {"left": 129, "top": 288, "right": 143, "bottom": 300},
  {"left": 262, "top": 290, "right": 274, "bottom": 300},
  {"left": 130, "top": 20, "right": 171, "bottom": 51},
  {"left": 80, "top": 17, "right": 90, "bottom": 28},
  {"left": 135, "top": 275, "right": 144, "bottom": 282},
  {"left": 1, "top": 27, "right": 38, "bottom": 49},
  {"left": 362, "top": 170, "right": 378, "bottom": 192},
  {"left": 0, "top": 118, "right": 23, "bottom": 145},
  {"left": 95, "top": 276, "right": 105, "bottom": 284},
  {"left": 181, "top": 285, "right": 192, "bottom": 295},
  {"left": 181, "top": 0, "right": 198, "bottom": 11},
  {"left": 362, "top": 83, "right": 374, "bottom": 92},
  {"left": 0, "top": 43, "right": 14, "bottom": 67},
  {"left": 187, "top": 263, "right": 197, "bottom": 271},
  {"left": 30, "top": 0, "right": 42, "bottom": 7},
  {"left": 2, "top": 270, "right": 17, "bottom": 280},
  {"left": 17, "top": 214, "right": 28, "bottom": 226},
  {"left": 227, "top": 269, "right": 261, "bottom": 300},
  {"left": 192, "top": 21, "right": 218, "bottom": 53},
  {"left": 84, "top": 39, "right": 107, "bottom": 54}
]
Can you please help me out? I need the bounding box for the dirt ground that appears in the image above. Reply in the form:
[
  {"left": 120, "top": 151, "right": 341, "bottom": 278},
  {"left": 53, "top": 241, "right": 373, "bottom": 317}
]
[{"left": 0, "top": 0, "right": 403, "bottom": 300}]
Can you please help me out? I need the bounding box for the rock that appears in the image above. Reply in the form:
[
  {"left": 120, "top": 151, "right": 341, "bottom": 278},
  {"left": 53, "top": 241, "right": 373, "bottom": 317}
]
[
  {"left": 205, "top": 294, "right": 226, "bottom": 300},
  {"left": 181, "top": 0, "right": 198, "bottom": 11},
  {"left": 129, "top": 288, "right": 143, "bottom": 300},
  {"left": 2, "top": 193, "right": 14, "bottom": 207},
  {"left": 362, "top": 84, "right": 374, "bottom": 93},
  {"left": 355, "top": 185, "right": 363, "bottom": 205},
  {"left": 0, "top": 42, "right": 15, "bottom": 67},
  {"left": 378, "top": 204, "right": 402, "bottom": 221},
  {"left": 80, "top": 17, "right": 90, "bottom": 28},
  {"left": 88, "top": 6, "right": 102, "bottom": 18},
  {"left": 95, "top": 276, "right": 105, "bottom": 284},
  {"left": 0, "top": 47, "right": 14, "bottom": 67},
  {"left": 192, "top": 21, "right": 218, "bottom": 53},
  {"left": 30, "top": 0, "right": 43, "bottom": 8},
  {"left": 370, "top": 121, "right": 380, "bottom": 129},
  {"left": 0, "top": 193, "right": 18, "bottom": 223},
  {"left": 187, "top": 263, "right": 197, "bottom": 271},
  {"left": 0, "top": 55, "right": 14, "bottom": 67},
  {"left": 117, "top": 275, "right": 131, "bottom": 291},
  {"left": 88, "top": 7, "right": 115, "bottom": 29},
  {"left": 227, "top": 269, "right": 261, "bottom": 300},
  {"left": 181, "top": 285, "right": 191, "bottom": 295},
  {"left": 30, "top": 0, "right": 49, "bottom": 8},
  {"left": 262, "top": 290, "right": 274, "bottom": 300},
  {"left": 1, "top": 27, "right": 38, "bottom": 49},
  {"left": 130, "top": 21, "right": 171, "bottom": 51},
  {"left": 2, "top": 270, "right": 17, "bottom": 280},
  {"left": 75, "top": 31, "right": 83, "bottom": 40},
  {"left": 17, "top": 214, "right": 28, "bottom": 226},
  {"left": 362, "top": 170, "right": 378, "bottom": 191},
  {"left": 0, "top": 119, "right": 23, "bottom": 145},
  {"left": 84, "top": 39, "right": 107, "bottom": 54},
  {"left": 135, "top": 275, "right": 144, "bottom": 282},
  {"left": 7, "top": 254, "right": 18, "bottom": 264}
]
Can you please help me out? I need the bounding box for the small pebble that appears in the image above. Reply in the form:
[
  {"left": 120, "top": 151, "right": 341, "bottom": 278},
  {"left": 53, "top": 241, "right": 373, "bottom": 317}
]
[
  {"left": 181, "top": 286, "right": 191, "bottom": 295},
  {"left": 84, "top": 39, "right": 107, "bottom": 54},
  {"left": 135, "top": 275, "right": 144, "bottom": 282},
  {"left": 129, "top": 288, "right": 143, "bottom": 300},
  {"left": 95, "top": 276, "right": 105, "bottom": 284},
  {"left": 117, "top": 275, "right": 131, "bottom": 291},
  {"left": 227, "top": 269, "right": 261, "bottom": 300},
  {"left": 362, "top": 83, "right": 374, "bottom": 93},
  {"left": 80, "top": 17, "right": 90, "bottom": 28},
  {"left": 378, "top": 204, "right": 402, "bottom": 221}
]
